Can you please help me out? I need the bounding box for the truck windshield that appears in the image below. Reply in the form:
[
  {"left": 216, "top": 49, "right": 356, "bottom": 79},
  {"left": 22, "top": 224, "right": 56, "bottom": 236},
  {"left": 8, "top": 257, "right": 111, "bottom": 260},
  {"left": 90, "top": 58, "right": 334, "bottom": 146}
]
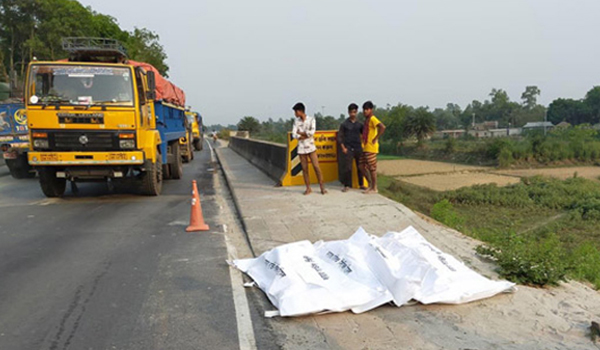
[{"left": 27, "top": 65, "right": 135, "bottom": 107}]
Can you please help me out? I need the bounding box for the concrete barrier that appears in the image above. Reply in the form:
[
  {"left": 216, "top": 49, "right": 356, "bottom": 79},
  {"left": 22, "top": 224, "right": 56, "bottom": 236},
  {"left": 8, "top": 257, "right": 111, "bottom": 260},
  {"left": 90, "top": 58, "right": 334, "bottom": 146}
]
[{"left": 229, "top": 137, "right": 287, "bottom": 183}]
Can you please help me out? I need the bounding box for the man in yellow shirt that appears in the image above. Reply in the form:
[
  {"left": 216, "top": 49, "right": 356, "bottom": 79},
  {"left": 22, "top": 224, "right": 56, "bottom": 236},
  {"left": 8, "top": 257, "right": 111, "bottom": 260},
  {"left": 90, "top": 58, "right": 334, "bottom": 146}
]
[{"left": 360, "top": 101, "right": 386, "bottom": 194}]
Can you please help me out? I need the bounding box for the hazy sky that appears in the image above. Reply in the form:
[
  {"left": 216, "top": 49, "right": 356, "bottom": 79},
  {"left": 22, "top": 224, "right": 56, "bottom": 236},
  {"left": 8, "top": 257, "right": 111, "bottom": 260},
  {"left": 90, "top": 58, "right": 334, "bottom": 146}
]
[{"left": 82, "top": 0, "right": 600, "bottom": 125}]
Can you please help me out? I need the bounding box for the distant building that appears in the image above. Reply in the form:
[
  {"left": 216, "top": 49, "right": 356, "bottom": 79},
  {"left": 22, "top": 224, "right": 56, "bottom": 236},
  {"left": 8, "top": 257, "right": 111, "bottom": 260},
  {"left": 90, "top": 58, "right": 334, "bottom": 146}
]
[
  {"left": 468, "top": 128, "right": 521, "bottom": 138},
  {"left": 433, "top": 129, "right": 466, "bottom": 139},
  {"left": 472, "top": 121, "right": 499, "bottom": 131},
  {"left": 523, "top": 121, "right": 554, "bottom": 130},
  {"left": 556, "top": 121, "right": 571, "bottom": 129}
]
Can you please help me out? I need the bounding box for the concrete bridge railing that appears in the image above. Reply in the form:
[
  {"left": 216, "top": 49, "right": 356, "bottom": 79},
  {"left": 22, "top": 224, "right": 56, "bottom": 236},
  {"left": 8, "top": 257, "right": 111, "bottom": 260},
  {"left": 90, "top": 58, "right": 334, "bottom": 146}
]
[{"left": 228, "top": 137, "right": 287, "bottom": 183}]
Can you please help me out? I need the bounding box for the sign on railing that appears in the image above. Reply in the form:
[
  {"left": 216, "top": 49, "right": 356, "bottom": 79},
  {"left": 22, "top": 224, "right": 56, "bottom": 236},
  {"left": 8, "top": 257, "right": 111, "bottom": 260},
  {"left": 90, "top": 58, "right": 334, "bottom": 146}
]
[{"left": 280, "top": 131, "right": 365, "bottom": 188}]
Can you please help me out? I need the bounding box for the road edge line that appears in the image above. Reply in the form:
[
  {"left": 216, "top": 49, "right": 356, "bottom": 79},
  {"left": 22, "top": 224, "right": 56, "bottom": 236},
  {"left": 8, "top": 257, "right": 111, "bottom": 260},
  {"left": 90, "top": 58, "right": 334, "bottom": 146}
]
[{"left": 209, "top": 139, "right": 258, "bottom": 350}]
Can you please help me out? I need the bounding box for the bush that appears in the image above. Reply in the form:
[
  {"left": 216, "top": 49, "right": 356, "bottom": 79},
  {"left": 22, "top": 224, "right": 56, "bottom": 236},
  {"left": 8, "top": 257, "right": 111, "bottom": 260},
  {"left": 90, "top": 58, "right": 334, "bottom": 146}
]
[
  {"left": 380, "top": 140, "right": 401, "bottom": 155},
  {"left": 485, "top": 138, "right": 513, "bottom": 158},
  {"left": 476, "top": 232, "right": 569, "bottom": 286},
  {"left": 217, "top": 128, "right": 231, "bottom": 140},
  {"left": 431, "top": 199, "right": 464, "bottom": 228},
  {"left": 569, "top": 243, "right": 600, "bottom": 289},
  {"left": 498, "top": 147, "right": 514, "bottom": 167},
  {"left": 444, "top": 137, "right": 457, "bottom": 154}
]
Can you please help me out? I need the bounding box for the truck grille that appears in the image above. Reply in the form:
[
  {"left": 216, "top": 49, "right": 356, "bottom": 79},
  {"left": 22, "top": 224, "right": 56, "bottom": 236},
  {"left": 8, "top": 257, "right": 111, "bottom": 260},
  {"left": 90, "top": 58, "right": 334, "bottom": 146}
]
[{"left": 50, "top": 131, "right": 119, "bottom": 151}]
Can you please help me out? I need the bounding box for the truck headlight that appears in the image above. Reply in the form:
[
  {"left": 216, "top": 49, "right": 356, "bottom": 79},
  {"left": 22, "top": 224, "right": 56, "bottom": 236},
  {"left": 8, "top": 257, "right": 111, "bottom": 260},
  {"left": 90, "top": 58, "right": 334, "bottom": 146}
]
[
  {"left": 119, "top": 139, "right": 135, "bottom": 149},
  {"left": 33, "top": 139, "right": 49, "bottom": 149}
]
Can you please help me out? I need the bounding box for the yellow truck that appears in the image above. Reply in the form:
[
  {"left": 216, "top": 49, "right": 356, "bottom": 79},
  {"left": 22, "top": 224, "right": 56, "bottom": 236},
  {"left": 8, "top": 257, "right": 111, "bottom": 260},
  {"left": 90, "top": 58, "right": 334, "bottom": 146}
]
[
  {"left": 25, "top": 38, "right": 190, "bottom": 197},
  {"left": 185, "top": 110, "right": 204, "bottom": 151}
]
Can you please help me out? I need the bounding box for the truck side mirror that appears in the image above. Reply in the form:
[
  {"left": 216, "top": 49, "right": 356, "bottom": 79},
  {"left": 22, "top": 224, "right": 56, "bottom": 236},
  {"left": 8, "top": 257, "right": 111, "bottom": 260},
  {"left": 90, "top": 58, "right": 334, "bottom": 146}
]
[{"left": 146, "top": 71, "right": 156, "bottom": 100}]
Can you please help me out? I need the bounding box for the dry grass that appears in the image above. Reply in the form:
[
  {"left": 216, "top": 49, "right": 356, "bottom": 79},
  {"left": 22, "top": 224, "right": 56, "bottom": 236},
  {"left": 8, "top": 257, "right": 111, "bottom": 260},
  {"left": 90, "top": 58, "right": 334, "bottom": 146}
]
[
  {"left": 493, "top": 166, "right": 600, "bottom": 182},
  {"left": 400, "top": 172, "right": 521, "bottom": 191}
]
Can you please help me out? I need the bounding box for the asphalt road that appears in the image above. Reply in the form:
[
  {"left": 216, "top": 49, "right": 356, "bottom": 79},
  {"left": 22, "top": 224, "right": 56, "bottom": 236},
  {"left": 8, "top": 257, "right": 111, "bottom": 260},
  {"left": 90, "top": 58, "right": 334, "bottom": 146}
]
[{"left": 0, "top": 147, "right": 245, "bottom": 350}]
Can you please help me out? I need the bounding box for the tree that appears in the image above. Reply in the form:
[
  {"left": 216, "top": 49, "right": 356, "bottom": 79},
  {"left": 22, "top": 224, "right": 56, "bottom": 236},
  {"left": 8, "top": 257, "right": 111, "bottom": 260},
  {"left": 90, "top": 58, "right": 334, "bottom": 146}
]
[
  {"left": 314, "top": 112, "right": 339, "bottom": 130},
  {"left": 521, "top": 86, "right": 541, "bottom": 110},
  {"left": 0, "top": 0, "right": 170, "bottom": 85},
  {"left": 125, "top": 27, "right": 169, "bottom": 76},
  {"left": 547, "top": 98, "right": 588, "bottom": 125},
  {"left": 403, "top": 107, "right": 436, "bottom": 145},
  {"left": 381, "top": 103, "right": 411, "bottom": 142},
  {"left": 237, "top": 116, "right": 261, "bottom": 134},
  {"left": 584, "top": 86, "right": 600, "bottom": 124}
]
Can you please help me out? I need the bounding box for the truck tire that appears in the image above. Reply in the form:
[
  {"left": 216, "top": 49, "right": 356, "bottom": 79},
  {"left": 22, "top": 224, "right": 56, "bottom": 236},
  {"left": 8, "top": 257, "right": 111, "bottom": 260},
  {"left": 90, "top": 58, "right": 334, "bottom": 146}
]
[
  {"left": 193, "top": 138, "right": 202, "bottom": 151},
  {"left": 187, "top": 132, "right": 194, "bottom": 161},
  {"left": 38, "top": 167, "right": 67, "bottom": 197},
  {"left": 182, "top": 134, "right": 192, "bottom": 163},
  {"left": 170, "top": 142, "right": 183, "bottom": 180},
  {"left": 140, "top": 157, "right": 163, "bottom": 196},
  {"left": 6, "top": 155, "right": 35, "bottom": 179}
]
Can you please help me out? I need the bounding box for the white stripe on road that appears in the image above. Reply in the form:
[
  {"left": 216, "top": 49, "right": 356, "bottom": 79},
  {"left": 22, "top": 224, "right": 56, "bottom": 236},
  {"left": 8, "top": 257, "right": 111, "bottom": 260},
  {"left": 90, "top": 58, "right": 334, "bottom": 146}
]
[
  {"left": 206, "top": 138, "right": 215, "bottom": 162},
  {"left": 224, "top": 235, "right": 258, "bottom": 350},
  {"left": 208, "top": 138, "right": 257, "bottom": 350}
]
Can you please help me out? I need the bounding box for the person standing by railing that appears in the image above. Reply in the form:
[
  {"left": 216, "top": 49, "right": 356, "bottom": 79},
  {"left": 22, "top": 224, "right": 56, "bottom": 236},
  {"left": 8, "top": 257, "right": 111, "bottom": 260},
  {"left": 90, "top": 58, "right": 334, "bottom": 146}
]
[
  {"left": 360, "top": 101, "right": 385, "bottom": 194},
  {"left": 292, "top": 102, "right": 327, "bottom": 195},
  {"left": 338, "top": 103, "right": 366, "bottom": 192}
]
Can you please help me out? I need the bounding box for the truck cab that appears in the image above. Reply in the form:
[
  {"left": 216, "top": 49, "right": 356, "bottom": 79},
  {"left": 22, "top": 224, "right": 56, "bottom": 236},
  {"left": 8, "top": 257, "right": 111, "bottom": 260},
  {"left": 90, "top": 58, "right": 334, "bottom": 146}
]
[{"left": 186, "top": 110, "right": 204, "bottom": 151}]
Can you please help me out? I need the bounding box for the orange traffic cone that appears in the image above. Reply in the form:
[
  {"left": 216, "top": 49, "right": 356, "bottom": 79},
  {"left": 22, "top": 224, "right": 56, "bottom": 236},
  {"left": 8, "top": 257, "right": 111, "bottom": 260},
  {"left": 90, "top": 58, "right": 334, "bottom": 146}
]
[{"left": 186, "top": 180, "right": 210, "bottom": 232}]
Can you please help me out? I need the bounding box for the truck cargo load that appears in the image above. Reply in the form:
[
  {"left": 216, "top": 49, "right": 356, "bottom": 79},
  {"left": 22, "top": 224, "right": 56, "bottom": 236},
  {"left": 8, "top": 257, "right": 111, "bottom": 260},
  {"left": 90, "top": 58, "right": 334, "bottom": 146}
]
[{"left": 128, "top": 60, "right": 186, "bottom": 107}]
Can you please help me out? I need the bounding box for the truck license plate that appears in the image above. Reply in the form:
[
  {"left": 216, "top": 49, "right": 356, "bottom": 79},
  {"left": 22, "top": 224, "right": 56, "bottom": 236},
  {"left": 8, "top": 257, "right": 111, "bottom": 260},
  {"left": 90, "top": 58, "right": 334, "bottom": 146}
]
[
  {"left": 40, "top": 153, "right": 59, "bottom": 162},
  {"left": 108, "top": 153, "right": 128, "bottom": 161}
]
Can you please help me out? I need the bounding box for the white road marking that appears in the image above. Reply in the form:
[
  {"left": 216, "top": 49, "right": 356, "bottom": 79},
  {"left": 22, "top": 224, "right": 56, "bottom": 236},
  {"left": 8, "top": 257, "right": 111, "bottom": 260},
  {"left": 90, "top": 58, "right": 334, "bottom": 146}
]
[
  {"left": 209, "top": 137, "right": 257, "bottom": 350},
  {"left": 206, "top": 139, "right": 215, "bottom": 162},
  {"left": 224, "top": 235, "right": 258, "bottom": 350}
]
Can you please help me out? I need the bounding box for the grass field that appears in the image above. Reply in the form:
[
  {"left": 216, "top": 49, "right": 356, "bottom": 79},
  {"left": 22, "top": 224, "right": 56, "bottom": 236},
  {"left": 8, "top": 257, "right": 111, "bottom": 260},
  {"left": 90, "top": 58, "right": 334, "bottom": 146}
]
[
  {"left": 379, "top": 174, "right": 600, "bottom": 289},
  {"left": 380, "top": 158, "right": 600, "bottom": 191}
]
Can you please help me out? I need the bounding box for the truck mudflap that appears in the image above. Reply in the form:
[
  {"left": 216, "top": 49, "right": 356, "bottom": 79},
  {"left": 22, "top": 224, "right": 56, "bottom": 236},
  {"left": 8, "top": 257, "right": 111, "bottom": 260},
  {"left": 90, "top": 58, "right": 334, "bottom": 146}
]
[{"left": 28, "top": 151, "right": 145, "bottom": 165}]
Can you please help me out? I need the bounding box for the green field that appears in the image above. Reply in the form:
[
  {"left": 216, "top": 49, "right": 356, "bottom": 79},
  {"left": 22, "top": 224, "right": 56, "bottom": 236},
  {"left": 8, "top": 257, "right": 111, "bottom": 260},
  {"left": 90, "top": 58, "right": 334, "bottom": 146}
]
[{"left": 379, "top": 174, "right": 600, "bottom": 289}]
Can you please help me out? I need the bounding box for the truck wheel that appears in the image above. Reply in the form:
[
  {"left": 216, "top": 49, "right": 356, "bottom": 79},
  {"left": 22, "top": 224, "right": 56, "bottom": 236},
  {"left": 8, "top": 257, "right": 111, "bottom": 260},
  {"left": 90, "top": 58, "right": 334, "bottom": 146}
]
[
  {"left": 140, "top": 158, "right": 163, "bottom": 196},
  {"left": 38, "top": 167, "right": 67, "bottom": 197},
  {"left": 187, "top": 132, "right": 194, "bottom": 161},
  {"left": 170, "top": 142, "right": 183, "bottom": 180},
  {"left": 193, "top": 138, "right": 202, "bottom": 151},
  {"left": 181, "top": 138, "right": 191, "bottom": 164},
  {"left": 6, "top": 156, "right": 35, "bottom": 179}
]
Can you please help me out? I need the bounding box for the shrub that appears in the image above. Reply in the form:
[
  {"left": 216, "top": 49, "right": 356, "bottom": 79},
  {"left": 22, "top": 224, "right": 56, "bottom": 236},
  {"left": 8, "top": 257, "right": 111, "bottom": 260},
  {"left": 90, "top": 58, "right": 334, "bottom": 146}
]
[
  {"left": 217, "top": 128, "right": 231, "bottom": 140},
  {"left": 569, "top": 243, "right": 600, "bottom": 289},
  {"left": 380, "top": 140, "right": 400, "bottom": 155},
  {"left": 476, "top": 232, "right": 569, "bottom": 286},
  {"left": 486, "top": 138, "right": 513, "bottom": 159},
  {"left": 444, "top": 137, "right": 457, "bottom": 154},
  {"left": 498, "top": 147, "right": 514, "bottom": 167},
  {"left": 431, "top": 199, "right": 464, "bottom": 228}
]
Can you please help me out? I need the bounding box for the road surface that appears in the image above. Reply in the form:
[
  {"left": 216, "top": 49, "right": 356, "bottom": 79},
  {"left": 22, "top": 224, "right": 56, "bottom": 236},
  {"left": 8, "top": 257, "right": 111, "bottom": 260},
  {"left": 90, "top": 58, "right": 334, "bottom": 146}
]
[{"left": 0, "top": 145, "right": 266, "bottom": 350}]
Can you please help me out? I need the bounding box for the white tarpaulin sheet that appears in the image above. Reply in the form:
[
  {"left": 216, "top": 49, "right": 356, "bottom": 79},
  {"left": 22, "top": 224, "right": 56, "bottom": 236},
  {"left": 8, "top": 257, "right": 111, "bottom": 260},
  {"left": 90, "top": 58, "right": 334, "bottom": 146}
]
[{"left": 232, "top": 226, "right": 516, "bottom": 317}]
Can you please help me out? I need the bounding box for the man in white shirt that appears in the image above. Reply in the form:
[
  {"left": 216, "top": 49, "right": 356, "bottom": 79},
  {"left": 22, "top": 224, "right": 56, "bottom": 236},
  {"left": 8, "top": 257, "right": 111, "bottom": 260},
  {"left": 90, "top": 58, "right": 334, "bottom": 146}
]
[{"left": 292, "top": 102, "right": 327, "bottom": 195}]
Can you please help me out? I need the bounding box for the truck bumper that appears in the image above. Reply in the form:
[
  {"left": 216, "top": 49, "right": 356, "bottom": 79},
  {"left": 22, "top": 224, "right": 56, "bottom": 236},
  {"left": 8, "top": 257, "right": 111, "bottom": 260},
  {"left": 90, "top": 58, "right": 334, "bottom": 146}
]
[
  {"left": 28, "top": 151, "right": 145, "bottom": 166},
  {"left": 3, "top": 150, "right": 19, "bottom": 160},
  {"left": 2, "top": 143, "right": 28, "bottom": 160}
]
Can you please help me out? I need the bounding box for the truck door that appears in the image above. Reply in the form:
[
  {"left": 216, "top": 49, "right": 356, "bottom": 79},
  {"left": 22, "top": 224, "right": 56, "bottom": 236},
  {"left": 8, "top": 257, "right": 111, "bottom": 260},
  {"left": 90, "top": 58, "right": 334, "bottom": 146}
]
[{"left": 135, "top": 67, "right": 149, "bottom": 128}]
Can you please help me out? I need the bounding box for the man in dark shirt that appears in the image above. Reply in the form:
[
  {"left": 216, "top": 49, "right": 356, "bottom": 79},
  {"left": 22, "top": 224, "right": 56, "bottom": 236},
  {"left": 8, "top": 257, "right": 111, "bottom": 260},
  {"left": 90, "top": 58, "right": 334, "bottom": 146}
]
[{"left": 338, "top": 103, "right": 365, "bottom": 192}]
